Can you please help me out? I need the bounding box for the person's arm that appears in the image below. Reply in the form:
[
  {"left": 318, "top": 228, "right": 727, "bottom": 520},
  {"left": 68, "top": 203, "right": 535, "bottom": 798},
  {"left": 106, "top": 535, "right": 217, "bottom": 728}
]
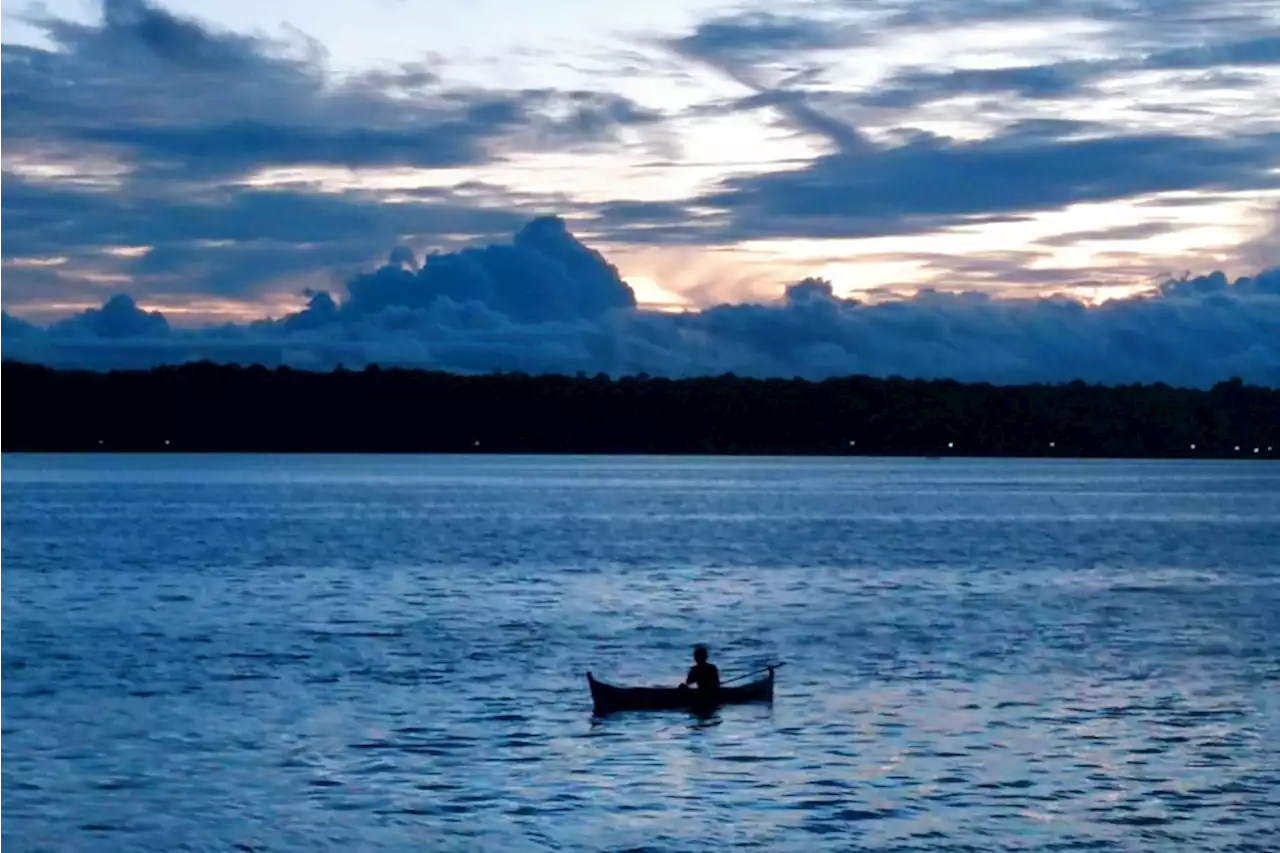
[{"left": 685, "top": 665, "right": 698, "bottom": 686}]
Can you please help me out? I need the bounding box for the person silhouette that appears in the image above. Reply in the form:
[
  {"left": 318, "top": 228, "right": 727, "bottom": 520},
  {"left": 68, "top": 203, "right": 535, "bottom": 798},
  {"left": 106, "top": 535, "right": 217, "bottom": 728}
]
[{"left": 683, "top": 644, "right": 720, "bottom": 692}]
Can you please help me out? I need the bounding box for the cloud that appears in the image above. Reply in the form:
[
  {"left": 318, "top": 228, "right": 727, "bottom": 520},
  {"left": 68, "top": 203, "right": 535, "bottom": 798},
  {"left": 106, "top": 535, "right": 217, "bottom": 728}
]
[
  {"left": 666, "top": 12, "right": 875, "bottom": 155},
  {"left": 669, "top": 12, "right": 868, "bottom": 62},
  {"left": 2, "top": 311, "right": 41, "bottom": 340},
  {"left": 4, "top": 217, "right": 1278, "bottom": 389},
  {"left": 337, "top": 216, "right": 637, "bottom": 322},
  {"left": 3, "top": 0, "right": 664, "bottom": 181},
  {"left": 48, "top": 293, "right": 171, "bottom": 338},
  {"left": 856, "top": 33, "right": 1280, "bottom": 110},
  {"left": 693, "top": 127, "right": 1280, "bottom": 240},
  {"left": 870, "top": 0, "right": 1277, "bottom": 38},
  {"left": 0, "top": 172, "right": 537, "bottom": 307},
  {"left": 1145, "top": 33, "right": 1280, "bottom": 69},
  {"left": 860, "top": 62, "right": 1105, "bottom": 109},
  {"left": 650, "top": 0, "right": 1280, "bottom": 245},
  {"left": 1036, "top": 222, "right": 1182, "bottom": 247},
  {"left": 0, "top": 0, "right": 678, "bottom": 319},
  {"left": 4, "top": 0, "right": 1278, "bottom": 323}
]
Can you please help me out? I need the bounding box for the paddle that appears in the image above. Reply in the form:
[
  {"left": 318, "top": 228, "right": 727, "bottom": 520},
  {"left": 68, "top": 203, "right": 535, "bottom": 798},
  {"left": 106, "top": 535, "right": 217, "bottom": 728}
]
[{"left": 719, "top": 662, "right": 786, "bottom": 686}]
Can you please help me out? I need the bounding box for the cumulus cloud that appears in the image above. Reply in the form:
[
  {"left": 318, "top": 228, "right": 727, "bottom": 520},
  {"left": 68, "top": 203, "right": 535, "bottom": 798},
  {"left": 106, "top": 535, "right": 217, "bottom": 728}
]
[
  {"left": 337, "top": 217, "right": 636, "bottom": 322},
  {"left": 49, "top": 293, "right": 171, "bottom": 338},
  {"left": 4, "top": 217, "right": 1278, "bottom": 389}
]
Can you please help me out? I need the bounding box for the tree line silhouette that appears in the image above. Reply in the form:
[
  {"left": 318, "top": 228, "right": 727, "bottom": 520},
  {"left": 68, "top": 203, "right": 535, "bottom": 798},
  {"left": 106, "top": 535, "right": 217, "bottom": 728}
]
[{"left": 3, "top": 359, "right": 1277, "bottom": 457}]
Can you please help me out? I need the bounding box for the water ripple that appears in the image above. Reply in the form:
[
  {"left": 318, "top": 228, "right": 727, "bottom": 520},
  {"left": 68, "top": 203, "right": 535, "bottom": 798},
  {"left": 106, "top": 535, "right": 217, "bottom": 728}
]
[{"left": 3, "top": 454, "right": 1278, "bottom": 852}]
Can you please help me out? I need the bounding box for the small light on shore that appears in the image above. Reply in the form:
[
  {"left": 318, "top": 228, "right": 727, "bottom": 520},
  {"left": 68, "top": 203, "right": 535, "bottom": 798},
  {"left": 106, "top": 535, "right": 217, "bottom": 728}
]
[
  {"left": 947, "top": 441, "right": 954, "bottom": 449},
  {"left": 1235, "top": 445, "right": 1241, "bottom": 452},
  {"left": 1049, "top": 441, "right": 1056, "bottom": 448},
  {"left": 1190, "top": 444, "right": 1197, "bottom": 450}
]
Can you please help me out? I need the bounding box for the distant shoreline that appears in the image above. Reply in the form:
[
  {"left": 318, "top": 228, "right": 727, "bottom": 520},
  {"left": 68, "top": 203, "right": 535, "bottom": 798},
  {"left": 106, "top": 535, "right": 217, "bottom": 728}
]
[
  {"left": 4, "top": 451, "right": 1279, "bottom": 464},
  {"left": 4, "top": 360, "right": 1277, "bottom": 459}
]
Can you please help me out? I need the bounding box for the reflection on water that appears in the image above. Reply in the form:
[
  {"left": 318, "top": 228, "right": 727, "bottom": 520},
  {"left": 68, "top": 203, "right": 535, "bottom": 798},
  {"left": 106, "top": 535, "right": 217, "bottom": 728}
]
[{"left": 2, "top": 454, "right": 1278, "bottom": 851}]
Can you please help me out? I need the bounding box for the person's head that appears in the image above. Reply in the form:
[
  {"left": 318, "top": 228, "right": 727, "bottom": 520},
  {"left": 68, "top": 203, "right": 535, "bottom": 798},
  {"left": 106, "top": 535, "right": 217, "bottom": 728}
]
[{"left": 693, "top": 644, "right": 708, "bottom": 664}]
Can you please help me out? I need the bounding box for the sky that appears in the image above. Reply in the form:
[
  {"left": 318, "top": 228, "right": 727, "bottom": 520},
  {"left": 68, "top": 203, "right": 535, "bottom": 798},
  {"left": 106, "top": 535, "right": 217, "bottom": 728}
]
[{"left": 2, "top": 0, "right": 1279, "bottom": 385}]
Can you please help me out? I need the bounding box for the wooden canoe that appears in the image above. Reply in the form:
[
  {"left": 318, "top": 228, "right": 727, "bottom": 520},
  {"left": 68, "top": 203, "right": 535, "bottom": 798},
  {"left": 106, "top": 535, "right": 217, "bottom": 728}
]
[{"left": 586, "top": 667, "right": 775, "bottom": 715}]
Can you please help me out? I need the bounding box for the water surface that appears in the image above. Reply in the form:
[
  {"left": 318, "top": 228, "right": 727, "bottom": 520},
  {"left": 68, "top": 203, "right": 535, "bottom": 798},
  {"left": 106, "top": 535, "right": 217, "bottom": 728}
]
[{"left": 3, "top": 454, "right": 1278, "bottom": 851}]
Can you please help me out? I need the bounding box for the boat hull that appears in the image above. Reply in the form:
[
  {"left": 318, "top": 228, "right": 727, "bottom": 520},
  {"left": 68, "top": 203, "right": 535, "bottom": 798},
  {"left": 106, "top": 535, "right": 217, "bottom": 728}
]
[{"left": 586, "top": 668, "right": 774, "bottom": 715}]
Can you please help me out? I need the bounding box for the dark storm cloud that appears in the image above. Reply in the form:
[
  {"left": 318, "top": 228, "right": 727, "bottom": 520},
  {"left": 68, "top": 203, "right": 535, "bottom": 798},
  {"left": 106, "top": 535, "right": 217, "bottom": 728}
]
[{"left": 4, "top": 218, "right": 1279, "bottom": 389}]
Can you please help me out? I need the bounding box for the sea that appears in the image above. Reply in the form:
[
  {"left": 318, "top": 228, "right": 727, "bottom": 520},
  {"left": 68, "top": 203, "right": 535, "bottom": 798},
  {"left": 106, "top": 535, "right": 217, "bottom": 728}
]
[{"left": 2, "top": 454, "right": 1278, "bottom": 852}]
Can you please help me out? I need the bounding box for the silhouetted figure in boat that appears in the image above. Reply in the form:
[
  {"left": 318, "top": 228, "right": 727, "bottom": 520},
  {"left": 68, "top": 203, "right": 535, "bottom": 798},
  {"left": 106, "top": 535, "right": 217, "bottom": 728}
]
[{"left": 682, "top": 644, "right": 720, "bottom": 693}]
